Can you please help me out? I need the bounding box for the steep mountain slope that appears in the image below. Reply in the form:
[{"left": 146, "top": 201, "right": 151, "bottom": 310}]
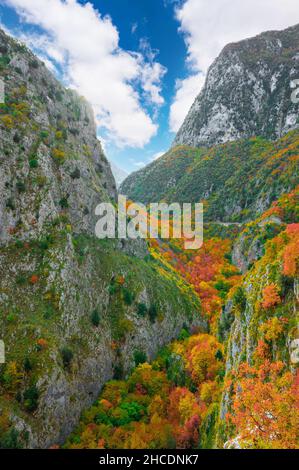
[
  {"left": 63, "top": 189, "right": 299, "bottom": 449},
  {"left": 0, "top": 29, "right": 116, "bottom": 244},
  {"left": 174, "top": 23, "right": 299, "bottom": 148},
  {"left": 121, "top": 23, "right": 299, "bottom": 211},
  {"left": 217, "top": 198, "right": 299, "bottom": 448},
  {"left": 120, "top": 131, "right": 299, "bottom": 221},
  {"left": 120, "top": 146, "right": 199, "bottom": 203},
  {"left": 0, "top": 29, "right": 204, "bottom": 448}
]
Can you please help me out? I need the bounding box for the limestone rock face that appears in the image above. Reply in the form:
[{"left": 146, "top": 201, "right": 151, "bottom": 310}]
[
  {"left": 0, "top": 29, "right": 117, "bottom": 246},
  {"left": 0, "top": 29, "right": 205, "bottom": 448},
  {"left": 120, "top": 24, "right": 299, "bottom": 218},
  {"left": 217, "top": 223, "right": 298, "bottom": 448},
  {"left": 174, "top": 24, "right": 299, "bottom": 148}
]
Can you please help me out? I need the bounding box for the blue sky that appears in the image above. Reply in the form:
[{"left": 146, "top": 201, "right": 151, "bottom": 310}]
[
  {"left": 94, "top": 0, "right": 188, "bottom": 170},
  {"left": 1, "top": 0, "right": 299, "bottom": 173}
]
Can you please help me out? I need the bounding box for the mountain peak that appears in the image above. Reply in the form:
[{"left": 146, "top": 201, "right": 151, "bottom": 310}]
[{"left": 174, "top": 23, "right": 299, "bottom": 148}]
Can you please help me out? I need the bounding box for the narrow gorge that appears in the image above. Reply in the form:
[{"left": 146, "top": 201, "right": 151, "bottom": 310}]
[{"left": 0, "top": 21, "right": 298, "bottom": 450}]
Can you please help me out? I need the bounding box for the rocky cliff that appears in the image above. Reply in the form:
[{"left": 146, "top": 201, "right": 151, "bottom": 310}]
[
  {"left": 174, "top": 23, "right": 299, "bottom": 148},
  {"left": 216, "top": 192, "right": 299, "bottom": 448},
  {"left": 0, "top": 29, "right": 116, "bottom": 245},
  {"left": 0, "top": 29, "right": 205, "bottom": 448},
  {"left": 121, "top": 24, "right": 299, "bottom": 221}
]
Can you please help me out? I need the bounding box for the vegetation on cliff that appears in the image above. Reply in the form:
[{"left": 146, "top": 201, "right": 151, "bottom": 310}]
[
  {"left": 65, "top": 189, "right": 298, "bottom": 449},
  {"left": 0, "top": 25, "right": 298, "bottom": 450}
]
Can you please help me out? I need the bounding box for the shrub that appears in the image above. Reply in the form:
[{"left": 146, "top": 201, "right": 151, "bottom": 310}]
[
  {"left": 6, "top": 198, "right": 15, "bottom": 211},
  {"left": 113, "top": 363, "right": 123, "bottom": 380},
  {"left": 13, "top": 133, "right": 21, "bottom": 143},
  {"left": 0, "top": 428, "right": 23, "bottom": 449},
  {"left": 43, "top": 304, "right": 55, "bottom": 320},
  {"left": 7, "top": 313, "right": 16, "bottom": 323},
  {"left": 36, "top": 338, "right": 48, "bottom": 350},
  {"left": 61, "top": 347, "right": 73, "bottom": 369},
  {"left": 59, "top": 197, "right": 69, "bottom": 209},
  {"left": 123, "top": 288, "right": 134, "bottom": 306},
  {"left": 133, "top": 350, "right": 147, "bottom": 366},
  {"left": 29, "top": 59, "right": 39, "bottom": 69},
  {"left": 0, "top": 55, "right": 10, "bottom": 68},
  {"left": 116, "top": 318, "right": 134, "bottom": 339},
  {"left": 233, "top": 286, "right": 247, "bottom": 310},
  {"left": 70, "top": 168, "right": 80, "bottom": 179},
  {"left": 29, "top": 275, "right": 39, "bottom": 285},
  {"left": 29, "top": 159, "right": 38, "bottom": 169},
  {"left": 119, "top": 401, "right": 144, "bottom": 422},
  {"left": 108, "top": 284, "right": 117, "bottom": 295},
  {"left": 178, "top": 328, "right": 190, "bottom": 340},
  {"left": 55, "top": 130, "right": 63, "bottom": 140},
  {"left": 0, "top": 115, "right": 14, "bottom": 128},
  {"left": 16, "top": 275, "right": 26, "bottom": 285},
  {"left": 2, "top": 361, "right": 22, "bottom": 390},
  {"left": 261, "top": 284, "right": 281, "bottom": 309},
  {"left": 40, "top": 130, "right": 49, "bottom": 140},
  {"left": 36, "top": 175, "right": 47, "bottom": 187},
  {"left": 165, "top": 354, "right": 187, "bottom": 387},
  {"left": 137, "top": 303, "right": 147, "bottom": 317},
  {"left": 16, "top": 180, "right": 26, "bottom": 193},
  {"left": 116, "top": 275, "right": 125, "bottom": 286},
  {"left": 148, "top": 304, "right": 158, "bottom": 323},
  {"left": 215, "top": 349, "right": 223, "bottom": 361},
  {"left": 91, "top": 309, "right": 100, "bottom": 327},
  {"left": 23, "top": 385, "right": 39, "bottom": 412},
  {"left": 23, "top": 357, "right": 32, "bottom": 373},
  {"left": 52, "top": 148, "right": 65, "bottom": 163},
  {"left": 38, "top": 239, "right": 49, "bottom": 251}
]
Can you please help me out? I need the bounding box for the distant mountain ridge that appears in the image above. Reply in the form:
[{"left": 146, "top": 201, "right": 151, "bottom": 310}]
[
  {"left": 120, "top": 131, "right": 299, "bottom": 221},
  {"left": 109, "top": 161, "right": 128, "bottom": 187}
]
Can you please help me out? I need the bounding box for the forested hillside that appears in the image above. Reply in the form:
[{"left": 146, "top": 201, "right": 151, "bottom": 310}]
[{"left": 120, "top": 131, "right": 299, "bottom": 222}]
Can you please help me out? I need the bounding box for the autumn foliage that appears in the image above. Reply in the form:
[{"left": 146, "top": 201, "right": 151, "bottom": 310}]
[
  {"left": 282, "top": 223, "right": 299, "bottom": 277},
  {"left": 150, "top": 236, "right": 241, "bottom": 331},
  {"left": 65, "top": 333, "right": 224, "bottom": 449},
  {"left": 63, "top": 190, "right": 298, "bottom": 450},
  {"left": 227, "top": 362, "right": 299, "bottom": 449},
  {"left": 261, "top": 284, "right": 281, "bottom": 309}
]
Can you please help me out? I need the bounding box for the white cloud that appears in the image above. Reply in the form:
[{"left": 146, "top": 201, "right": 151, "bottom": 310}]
[
  {"left": 131, "top": 22, "right": 138, "bottom": 35},
  {"left": 4, "top": 0, "right": 166, "bottom": 148},
  {"left": 138, "top": 38, "right": 167, "bottom": 106},
  {"left": 169, "top": 73, "right": 205, "bottom": 133},
  {"left": 170, "top": 0, "right": 299, "bottom": 133}
]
